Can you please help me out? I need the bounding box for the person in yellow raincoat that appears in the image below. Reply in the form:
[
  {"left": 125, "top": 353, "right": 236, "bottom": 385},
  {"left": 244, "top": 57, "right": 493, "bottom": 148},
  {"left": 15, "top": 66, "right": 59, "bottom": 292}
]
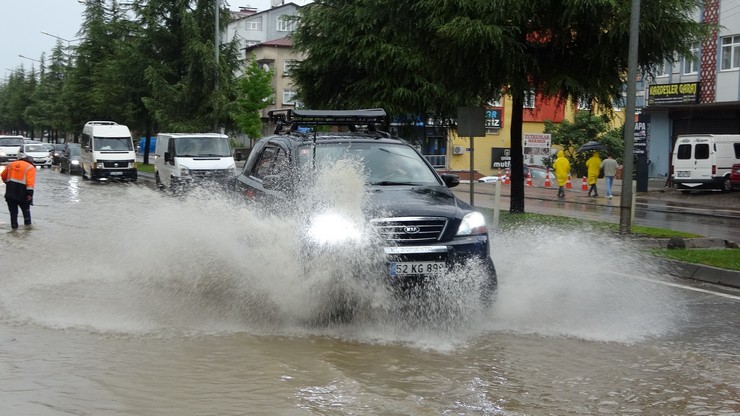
[
  {"left": 552, "top": 150, "right": 571, "bottom": 199},
  {"left": 585, "top": 151, "right": 602, "bottom": 197}
]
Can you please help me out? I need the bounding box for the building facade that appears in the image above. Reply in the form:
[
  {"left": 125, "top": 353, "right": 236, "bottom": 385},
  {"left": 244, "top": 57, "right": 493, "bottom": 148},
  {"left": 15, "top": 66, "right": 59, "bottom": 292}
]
[{"left": 641, "top": 0, "right": 740, "bottom": 179}]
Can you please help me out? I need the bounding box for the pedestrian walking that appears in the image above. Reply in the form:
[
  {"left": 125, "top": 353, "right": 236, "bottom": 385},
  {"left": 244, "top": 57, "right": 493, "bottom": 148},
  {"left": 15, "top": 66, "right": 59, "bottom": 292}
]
[
  {"left": 600, "top": 153, "right": 620, "bottom": 199},
  {"left": 1, "top": 155, "right": 36, "bottom": 229},
  {"left": 585, "top": 151, "right": 602, "bottom": 197},
  {"left": 553, "top": 150, "right": 571, "bottom": 198}
]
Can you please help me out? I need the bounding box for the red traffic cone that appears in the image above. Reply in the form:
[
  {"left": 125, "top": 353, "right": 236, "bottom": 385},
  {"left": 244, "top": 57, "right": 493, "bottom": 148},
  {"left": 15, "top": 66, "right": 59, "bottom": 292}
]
[
  {"left": 566, "top": 173, "right": 572, "bottom": 189},
  {"left": 526, "top": 172, "right": 533, "bottom": 187},
  {"left": 503, "top": 168, "right": 510, "bottom": 185},
  {"left": 581, "top": 176, "right": 588, "bottom": 191},
  {"left": 544, "top": 168, "right": 551, "bottom": 188}
]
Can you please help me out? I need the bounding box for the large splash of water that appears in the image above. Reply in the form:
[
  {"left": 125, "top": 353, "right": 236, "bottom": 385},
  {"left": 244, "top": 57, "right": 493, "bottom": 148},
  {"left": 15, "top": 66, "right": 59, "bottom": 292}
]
[{"left": 0, "top": 164, "right": 685, "bottom": 346}]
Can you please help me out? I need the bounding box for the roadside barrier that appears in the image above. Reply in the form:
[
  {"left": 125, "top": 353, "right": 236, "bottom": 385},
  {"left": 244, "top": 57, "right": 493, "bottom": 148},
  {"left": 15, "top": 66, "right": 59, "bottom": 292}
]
[
  {"left": 581, "top": 176, "right": 588, "bottom": 191},
  {"left": 544, "top": 169, "right": 551, "bottom": 188},
  {"left": 566, "top": 173, "right": 572, "bottom": 189}
]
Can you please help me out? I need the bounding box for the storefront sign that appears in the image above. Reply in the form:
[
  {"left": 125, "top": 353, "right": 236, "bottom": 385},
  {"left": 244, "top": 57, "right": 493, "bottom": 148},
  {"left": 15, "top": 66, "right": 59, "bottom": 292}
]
[
  {"left": 485, "top": 108, "right": 504, "bottom": 129},
  {"left": 490, "top": 147, "right": 511, "bottom": 169},
  {"left": 523, "top": 133, "right": 552, "bottom": 166},
  {"left": 647, "top": 82, "right": 699, "bottom": 105}
]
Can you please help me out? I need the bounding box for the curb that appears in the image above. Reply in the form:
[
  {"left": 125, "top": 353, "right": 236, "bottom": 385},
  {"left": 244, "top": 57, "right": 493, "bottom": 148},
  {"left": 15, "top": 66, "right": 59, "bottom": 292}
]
[{"left": 662, "top": 259, "right": 740, "bottom": 288}]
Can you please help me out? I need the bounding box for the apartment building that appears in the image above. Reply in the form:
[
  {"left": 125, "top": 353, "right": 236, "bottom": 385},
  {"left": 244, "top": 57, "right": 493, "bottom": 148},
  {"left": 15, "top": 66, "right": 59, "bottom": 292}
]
[{"left": 640, "top": 0, "right": 740, "bottom": 179}]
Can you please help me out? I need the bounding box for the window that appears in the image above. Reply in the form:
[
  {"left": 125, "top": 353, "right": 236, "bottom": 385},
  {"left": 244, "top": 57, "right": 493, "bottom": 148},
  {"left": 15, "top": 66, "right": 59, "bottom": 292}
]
[
  {"left": 283, "top": 60, "right": 297, "bottom": 76},
  {"left": 576, "top": 97, "right": 591, "bottom": 110},
  {"left": 277, "top": 15, "right": 295, "bottom": 32},
  {"left": 735, "top": 143, "right": 740, "bottom": 158},
  {"left": 283, "top": 89, "right": 297, "bottom": 105},
  {"left": 252, "top": 145, "right": 287, "bottom": 179},
  {"left": 682, "top": 43, "right": 700, "bottom": 74},
  {"left": 677, "top": 144, "right": 692, "bottom": 160},
  {"left": 244, "top": 40, "right": 260, "bottom": 48},
  {"left": 245, "top": 19, "right": 262, "bottom": 31},
  {"left": 655, "top": 60, "right": 670, "bottom": 77},
  {"left": 523, "top": 90, "right": 535, "bottom": 109},
  {"left": 721, "top": 35, "right": 740, "bottom": 70},
  {"left": 695, "top": 143, "right": 709, "bottom": 159}
]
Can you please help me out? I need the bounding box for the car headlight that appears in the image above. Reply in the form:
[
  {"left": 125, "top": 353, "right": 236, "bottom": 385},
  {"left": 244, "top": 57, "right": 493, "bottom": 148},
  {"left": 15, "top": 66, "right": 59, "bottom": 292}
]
[
  {"left": 179, "top": 166, "right": 191, "bottom": 177},
  {"left": 71, "top": 160, "right": 80, "bottom": 165},
  {"left": 456, "top": 211, "right": 488, "bottom": 236},
  {"left": 307, "top": 212, "right": 363, "bottom": 245},
  {"left": 0, "top": 151, "right": 6, "bottom": 157}
]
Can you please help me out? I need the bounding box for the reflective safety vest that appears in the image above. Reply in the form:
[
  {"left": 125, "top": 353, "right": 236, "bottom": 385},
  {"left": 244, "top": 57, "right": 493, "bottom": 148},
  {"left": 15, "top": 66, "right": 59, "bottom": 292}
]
[{"left": 1, "top": 159, "right": 36, "bottom": 202}]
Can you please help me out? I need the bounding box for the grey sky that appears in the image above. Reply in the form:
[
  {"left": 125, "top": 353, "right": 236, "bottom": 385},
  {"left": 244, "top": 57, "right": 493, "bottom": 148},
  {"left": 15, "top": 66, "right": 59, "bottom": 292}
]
[{"left": 1, "top": 0, "right": 309, "bottom": 79}]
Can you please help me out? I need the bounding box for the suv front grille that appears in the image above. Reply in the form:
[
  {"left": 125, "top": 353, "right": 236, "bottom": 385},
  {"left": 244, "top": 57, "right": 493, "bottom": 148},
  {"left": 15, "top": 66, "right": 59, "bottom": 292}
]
[
  {"left": 101, "top": 160, "right": 133, "bottom": 168},
  {"left": 371, "top": 217, "right": 448, "bottom": 244}
]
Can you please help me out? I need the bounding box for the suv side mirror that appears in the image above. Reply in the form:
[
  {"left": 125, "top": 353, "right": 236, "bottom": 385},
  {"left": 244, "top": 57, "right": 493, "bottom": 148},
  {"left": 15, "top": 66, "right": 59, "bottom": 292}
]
[{"left": 440, "top": 173, "right": 460, "bottom": 188}]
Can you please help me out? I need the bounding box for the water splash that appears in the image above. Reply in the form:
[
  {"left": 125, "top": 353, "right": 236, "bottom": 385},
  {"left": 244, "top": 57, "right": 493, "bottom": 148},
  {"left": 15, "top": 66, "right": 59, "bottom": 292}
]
[{"left": 0, "top": 166, "right": 686, "bottom": 346}]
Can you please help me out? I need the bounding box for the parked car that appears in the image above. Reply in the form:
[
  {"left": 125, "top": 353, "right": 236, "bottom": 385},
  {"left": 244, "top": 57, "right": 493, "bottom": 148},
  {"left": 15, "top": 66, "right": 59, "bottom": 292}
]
[
  {"left": 731, "top": 163, "right": 740, "bottom": 190},
  {"left": 18, "top": 143, "right": 53, "bottom": 168},
  {"left": 478, "top": 175, "right": 500, "bottom": 183},
  {"left": 59, "top": 143, "right": 83, "bottom": 174},
  {"left": 230, "top": 109, "right": 497, "bottom": 314},
  {"left": 51, "top": 143, "right": 66, "bottom": 165}
]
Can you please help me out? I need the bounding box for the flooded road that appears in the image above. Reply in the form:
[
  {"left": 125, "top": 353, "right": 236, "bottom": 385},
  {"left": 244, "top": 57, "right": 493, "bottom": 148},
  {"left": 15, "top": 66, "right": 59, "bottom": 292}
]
[{"left": 1, "top": 168, "right": 739, "bottom": 415}]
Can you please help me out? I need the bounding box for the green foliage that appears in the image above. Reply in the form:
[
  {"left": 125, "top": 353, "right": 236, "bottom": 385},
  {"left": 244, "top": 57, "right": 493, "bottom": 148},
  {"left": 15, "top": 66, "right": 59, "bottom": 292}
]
[
  {"left": 544, "top": 112, "right": 624, "bottom": 177},
  {"left": 653, "top": 249, "right": 740, "bottom": 271},
  {"left": 232, "top": 58, "right": 274, "bottom": 142}
]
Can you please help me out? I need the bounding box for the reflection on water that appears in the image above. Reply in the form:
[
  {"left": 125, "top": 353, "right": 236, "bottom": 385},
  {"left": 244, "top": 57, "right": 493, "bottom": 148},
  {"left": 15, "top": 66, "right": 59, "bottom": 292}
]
[{"left": 0, "top": 167, "right": 737, "bottom": 415}]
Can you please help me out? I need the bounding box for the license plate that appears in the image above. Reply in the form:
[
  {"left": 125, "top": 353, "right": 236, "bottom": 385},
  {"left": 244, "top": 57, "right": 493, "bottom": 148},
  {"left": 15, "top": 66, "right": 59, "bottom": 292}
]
[
  {"left": 676, "top": 171, "right": 691, "bottom": 178},
  {"left": 390, "top": 261, "right": 446, "bottom": 277},
  {"left": 110, "top": 171, "right": 123, "bottom": 175}
]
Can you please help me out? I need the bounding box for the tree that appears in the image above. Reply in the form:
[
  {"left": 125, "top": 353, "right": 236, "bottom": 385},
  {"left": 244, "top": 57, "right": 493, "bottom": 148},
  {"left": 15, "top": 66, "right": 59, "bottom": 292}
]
[
  {"left": 291, "top": 0, "right": 711, "bottom": 213},
  {"left": 544, "top": 112, "right": 624, "bottom": 177},
  {"left": 138, "top": 0, "right": 240, "bottom": 132},
  {"left": 232, "top": 58, "right": 274, "bottom": 144}
]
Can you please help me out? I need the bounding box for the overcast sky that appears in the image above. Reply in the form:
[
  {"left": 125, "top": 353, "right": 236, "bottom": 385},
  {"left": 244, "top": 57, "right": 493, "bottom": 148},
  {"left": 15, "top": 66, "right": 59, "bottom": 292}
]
[{"left": 1, "top": 0, "right": 311, "bottom": 79}]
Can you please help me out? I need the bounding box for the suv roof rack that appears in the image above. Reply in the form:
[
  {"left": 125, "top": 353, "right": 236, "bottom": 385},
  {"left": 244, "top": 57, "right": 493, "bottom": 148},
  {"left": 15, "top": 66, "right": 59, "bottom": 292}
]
[{"left": 268, "top": 109, "right": 389, "bottom": 135}]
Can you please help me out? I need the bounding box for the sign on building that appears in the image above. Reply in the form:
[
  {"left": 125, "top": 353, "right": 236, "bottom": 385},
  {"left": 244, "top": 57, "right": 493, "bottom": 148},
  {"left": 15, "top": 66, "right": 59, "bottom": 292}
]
[
  {"left": 647, "top": 82, "right": 699, "bottom": 106},
  {"left": 523, "top": 133, "right": 552, "bottom": 166},
  {"left": 490, "top": 148, "right": 511, "bottom": 169}
]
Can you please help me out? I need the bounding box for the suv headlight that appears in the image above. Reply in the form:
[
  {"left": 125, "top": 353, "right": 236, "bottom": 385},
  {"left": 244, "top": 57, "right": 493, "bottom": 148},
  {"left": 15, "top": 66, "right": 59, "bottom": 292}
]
[
  {"left": 179, "top": 166, "right": 191, "bottom": 177},
  {"left": 456, "top": 211, "right": 488, "bottom": 236},
  {"left": 307, "top": 212, "right": 363, "bottom": 246}
]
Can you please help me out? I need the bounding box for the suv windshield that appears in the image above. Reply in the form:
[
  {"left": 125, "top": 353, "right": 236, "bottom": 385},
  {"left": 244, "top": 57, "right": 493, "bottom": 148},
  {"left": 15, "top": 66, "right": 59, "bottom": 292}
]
[{"left": 296, "top": 142, "right": 440, "bottom": 185}]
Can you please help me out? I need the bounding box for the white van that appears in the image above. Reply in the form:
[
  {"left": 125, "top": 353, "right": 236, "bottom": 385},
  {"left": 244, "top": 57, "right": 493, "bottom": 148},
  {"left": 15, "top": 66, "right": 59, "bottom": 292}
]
[
  {"left": 80, "top": 121, "right": 137, "bottom": 181},
  {"left": 0, "top": 135, "right": 25, "bottom": 163},
  {"left": 672, "top": 134, "right": 740, "bottom": 192},
  {"left": 153, "top": 133, "right": 238, "bottom": 189}
]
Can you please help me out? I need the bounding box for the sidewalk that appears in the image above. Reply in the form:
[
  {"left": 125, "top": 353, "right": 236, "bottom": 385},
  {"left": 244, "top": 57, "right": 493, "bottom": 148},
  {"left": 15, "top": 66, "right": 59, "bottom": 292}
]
[{"left": 460, "top": 177, "right": 740, "bottom": 290}]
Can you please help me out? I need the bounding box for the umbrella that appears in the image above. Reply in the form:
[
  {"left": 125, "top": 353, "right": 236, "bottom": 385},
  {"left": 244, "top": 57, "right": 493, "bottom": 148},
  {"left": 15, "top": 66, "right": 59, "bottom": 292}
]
[{"left": 577, "top": 141, "right": 607, "bottom": 153}]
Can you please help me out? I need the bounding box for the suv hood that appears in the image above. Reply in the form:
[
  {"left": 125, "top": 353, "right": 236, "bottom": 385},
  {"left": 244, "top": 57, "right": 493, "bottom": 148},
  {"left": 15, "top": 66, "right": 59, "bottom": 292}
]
[{"left": 365, "top": 185, "right": 470, "bottom": 218}]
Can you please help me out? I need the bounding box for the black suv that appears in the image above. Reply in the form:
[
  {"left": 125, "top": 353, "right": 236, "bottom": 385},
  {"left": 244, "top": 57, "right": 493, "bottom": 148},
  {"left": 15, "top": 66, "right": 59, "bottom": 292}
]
[{"left": 231, "top": 109, "right": 497, "bottom": 305}]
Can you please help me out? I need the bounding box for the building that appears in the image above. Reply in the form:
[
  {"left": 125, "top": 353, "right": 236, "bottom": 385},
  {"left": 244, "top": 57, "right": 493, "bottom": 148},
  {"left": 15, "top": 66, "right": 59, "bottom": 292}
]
[
  {"left": 224, "top": 3, "right": 303, "bottom": 137},
  {"left": 640, "top": 0, "right": 740, "bottom": 180}
]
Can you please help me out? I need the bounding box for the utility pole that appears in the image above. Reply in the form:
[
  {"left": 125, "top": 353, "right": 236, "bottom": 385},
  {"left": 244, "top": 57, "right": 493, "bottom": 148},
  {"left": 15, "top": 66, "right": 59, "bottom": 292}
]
[
  {"left": 619, "top": 0, "right": 641, "bottom": 234},
  {"left": 214, "top": 0, "right": 220, "bottom": 132}
]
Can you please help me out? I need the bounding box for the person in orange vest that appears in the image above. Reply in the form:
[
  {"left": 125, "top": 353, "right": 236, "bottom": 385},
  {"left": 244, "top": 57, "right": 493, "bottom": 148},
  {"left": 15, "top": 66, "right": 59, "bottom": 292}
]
[{"left": 1, "top": 155, "right": 36, "bottom": 229}]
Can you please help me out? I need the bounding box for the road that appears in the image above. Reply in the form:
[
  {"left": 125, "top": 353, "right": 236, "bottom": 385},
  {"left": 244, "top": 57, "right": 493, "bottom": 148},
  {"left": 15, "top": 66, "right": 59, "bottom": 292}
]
[{"left": 0, "top": 167, "right": 738, "bottom": 415}]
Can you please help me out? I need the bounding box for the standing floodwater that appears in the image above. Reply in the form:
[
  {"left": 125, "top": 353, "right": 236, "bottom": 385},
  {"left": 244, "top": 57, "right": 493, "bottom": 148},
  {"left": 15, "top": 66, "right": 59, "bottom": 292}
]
[{"left": 1, "top": 167, "right": 738, "bottom": 415}]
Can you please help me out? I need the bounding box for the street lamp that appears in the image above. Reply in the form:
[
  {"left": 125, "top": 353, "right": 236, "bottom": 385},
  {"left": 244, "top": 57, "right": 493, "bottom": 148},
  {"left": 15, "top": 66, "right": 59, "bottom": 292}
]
[
  {"left": 41, "top": 31, "right": 75, "bottom": 45},
  {"left": 18, "top": 54, "right": 41, "bottom": 64}
]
